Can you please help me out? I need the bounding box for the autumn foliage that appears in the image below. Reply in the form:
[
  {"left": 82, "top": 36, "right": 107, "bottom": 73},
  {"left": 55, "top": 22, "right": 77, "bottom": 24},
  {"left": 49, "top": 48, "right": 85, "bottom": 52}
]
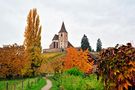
[
  {"left": 97, "top": 43, "right": 135, "bottom": 90},
  {"left": 0, "top": 8, "right": 43, "bottom": 78},
  {"left": 38, "top": 54, "right": 64, "bottom": 74},
  {"left": 64, "top": 47, "right": 93, "bottom": 73},
  {"left": 24, "top": 8, "right": 42, "bottom": 76},
  {"left": 0, "top": 44, "right": 28, "bottom": 78}
]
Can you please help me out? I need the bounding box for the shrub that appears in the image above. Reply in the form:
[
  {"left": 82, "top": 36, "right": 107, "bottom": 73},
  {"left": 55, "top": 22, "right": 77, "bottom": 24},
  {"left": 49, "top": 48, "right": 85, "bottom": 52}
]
[
  {"left": 50, "top": 73, "right": 104, "bottom": 90},
  {"left": 65, "top": 68, "right": 83, "bottom": 76}
]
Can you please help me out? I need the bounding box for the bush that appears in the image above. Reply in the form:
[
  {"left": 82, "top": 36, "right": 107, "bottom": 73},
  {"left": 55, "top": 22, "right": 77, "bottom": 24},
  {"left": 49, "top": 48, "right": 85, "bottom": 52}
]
[
  {"left": 50, "top": 68, "right": 104, "bottom": 90},
  {"left": 65, "top": 68, "right": 83, "bottom": 76}
]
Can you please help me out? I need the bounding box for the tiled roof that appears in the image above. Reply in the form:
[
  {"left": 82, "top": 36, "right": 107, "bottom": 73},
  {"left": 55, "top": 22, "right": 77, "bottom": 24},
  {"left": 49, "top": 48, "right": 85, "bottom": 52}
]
[{"left": 52, "top": 34, "right": 59, "bottom": 40}]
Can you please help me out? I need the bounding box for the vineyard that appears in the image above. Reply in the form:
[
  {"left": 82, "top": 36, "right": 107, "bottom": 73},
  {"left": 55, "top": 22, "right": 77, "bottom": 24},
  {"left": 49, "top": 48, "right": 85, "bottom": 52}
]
[
  {"left": 97, "top": 43, "right": 135, "bottom": 90},
  {"left": 0, "top": 42, "right": 134, "bottom": 90},
  {"left": 46, "top": 43, "right": 135, "bottom": 90}
]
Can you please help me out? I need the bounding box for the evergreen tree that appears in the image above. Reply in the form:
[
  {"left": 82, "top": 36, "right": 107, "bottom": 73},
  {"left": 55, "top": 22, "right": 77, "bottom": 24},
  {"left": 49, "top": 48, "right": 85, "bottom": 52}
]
[
  {"left": 81, "top": 34, "right": 92, "bottom": 51},
  {"left": 24, "top": 8, "right": 42, "bottom": 76},
  {"left": 96, "top": 38, "right": 102, "bottom": 52}
]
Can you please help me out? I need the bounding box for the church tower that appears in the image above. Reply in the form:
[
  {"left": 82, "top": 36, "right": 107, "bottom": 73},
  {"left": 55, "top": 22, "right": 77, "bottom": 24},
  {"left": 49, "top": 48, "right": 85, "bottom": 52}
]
[{"left": 58, "top": 22, "right": 68, "bottom": 49}]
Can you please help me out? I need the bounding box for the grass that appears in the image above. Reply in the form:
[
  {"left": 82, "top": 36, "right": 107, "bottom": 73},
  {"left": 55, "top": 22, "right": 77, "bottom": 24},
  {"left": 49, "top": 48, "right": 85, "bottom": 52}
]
[
  {"left": 26, "top": 77, "right": 46, "bottom": 90},
  {"left": 50, "top": 73, "right": 104, "bottom": 90},
  {"left": 0, "top": 77, "right": 46, "bottom": 90}
]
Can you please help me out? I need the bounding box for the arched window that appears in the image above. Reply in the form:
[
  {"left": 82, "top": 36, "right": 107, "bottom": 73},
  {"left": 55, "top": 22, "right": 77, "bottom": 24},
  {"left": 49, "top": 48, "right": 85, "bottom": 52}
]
[{"left": 61, "top": 34, "right": 63, "bottom": 37}]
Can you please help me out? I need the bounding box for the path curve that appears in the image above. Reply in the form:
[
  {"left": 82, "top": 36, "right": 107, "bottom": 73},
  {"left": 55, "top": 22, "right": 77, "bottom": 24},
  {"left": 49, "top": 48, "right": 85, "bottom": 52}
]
[{"left": 42, "top": 78, "right": 52, "bottom": 90}]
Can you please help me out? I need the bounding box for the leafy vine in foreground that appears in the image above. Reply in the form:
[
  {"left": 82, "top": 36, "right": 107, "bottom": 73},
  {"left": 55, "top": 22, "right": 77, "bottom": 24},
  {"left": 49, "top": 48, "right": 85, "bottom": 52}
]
[{"left": 97, "top": 43, "right": 135, "bottom": 90}]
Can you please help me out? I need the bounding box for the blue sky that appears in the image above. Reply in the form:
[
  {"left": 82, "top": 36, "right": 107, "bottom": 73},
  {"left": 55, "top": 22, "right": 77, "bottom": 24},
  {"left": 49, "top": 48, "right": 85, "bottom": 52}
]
[{"left": 0, "top": 0, "right": 135, "bottom": 49}]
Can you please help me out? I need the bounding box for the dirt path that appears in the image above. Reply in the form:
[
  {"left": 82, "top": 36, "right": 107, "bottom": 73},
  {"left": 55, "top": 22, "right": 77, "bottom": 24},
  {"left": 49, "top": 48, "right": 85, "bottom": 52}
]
[{"left": 42, "top": 78, "right": 52, "bottom": 90}]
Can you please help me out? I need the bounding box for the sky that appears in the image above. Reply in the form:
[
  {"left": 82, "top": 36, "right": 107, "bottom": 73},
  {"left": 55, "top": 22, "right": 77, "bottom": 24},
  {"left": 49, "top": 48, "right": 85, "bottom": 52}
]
[{"left": 0, "top": 0, "right": 135, "bottom": 50}]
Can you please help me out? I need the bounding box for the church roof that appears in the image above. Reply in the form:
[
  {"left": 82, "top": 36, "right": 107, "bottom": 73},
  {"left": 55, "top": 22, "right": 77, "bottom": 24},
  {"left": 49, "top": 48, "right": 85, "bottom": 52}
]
[
  {"left": 67, "top": 41, "right": 74, "bottom": 47},
  {"left": 52, "top": 34, "right": 59, "bottom": 40},
  {"left": 58, "top": 22, "right": 67, "bottom": 33}
]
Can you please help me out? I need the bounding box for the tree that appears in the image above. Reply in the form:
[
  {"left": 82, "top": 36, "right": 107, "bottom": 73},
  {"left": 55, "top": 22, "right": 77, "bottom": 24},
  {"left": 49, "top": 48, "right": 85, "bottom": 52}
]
[
  {"left": 64, "top": 47, "right": 93, "bottom": 73},
  {"left": 96, "top": 38, "right": 102, "bottom": 52},
  {"left": 24, "top": 8, "right": 42, "bottom": 76},
  {"left": 0, "top": 44, "right": 28, "bottom": 79},
  {"left": 81, "top": 34, "right": 92, "bottom": 51}
]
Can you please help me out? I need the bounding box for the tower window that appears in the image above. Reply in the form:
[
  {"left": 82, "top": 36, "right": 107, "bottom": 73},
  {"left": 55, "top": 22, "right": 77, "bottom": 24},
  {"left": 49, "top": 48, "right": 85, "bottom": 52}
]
[{"left": 61, "top": 34, "right": 63, "bottom": 37}]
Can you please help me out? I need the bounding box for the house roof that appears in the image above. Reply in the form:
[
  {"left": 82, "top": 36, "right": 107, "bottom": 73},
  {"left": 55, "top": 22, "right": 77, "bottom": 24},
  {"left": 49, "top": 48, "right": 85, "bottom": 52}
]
[
  {"left": 52, "top": 34, "right": 59, "bottom": 40},
  {"left": 58, "top": 22, "right": 67, "bottom": 33}
]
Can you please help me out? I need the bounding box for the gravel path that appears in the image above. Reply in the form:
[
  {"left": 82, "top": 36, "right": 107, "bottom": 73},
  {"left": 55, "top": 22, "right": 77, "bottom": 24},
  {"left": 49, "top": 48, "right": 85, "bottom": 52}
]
[{"left": 42, "top": 78, "right": 52, "bottom": 90}]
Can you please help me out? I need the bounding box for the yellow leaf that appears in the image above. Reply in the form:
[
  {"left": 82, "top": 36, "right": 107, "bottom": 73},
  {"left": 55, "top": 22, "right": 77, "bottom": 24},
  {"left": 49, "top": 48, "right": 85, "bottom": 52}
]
[{"left": 126, "top": 80, "right": 132, "bottom": 86}]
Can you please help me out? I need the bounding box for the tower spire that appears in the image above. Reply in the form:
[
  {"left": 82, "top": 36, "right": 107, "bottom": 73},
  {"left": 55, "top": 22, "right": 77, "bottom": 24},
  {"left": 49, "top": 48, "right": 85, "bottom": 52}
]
[{"left": 59, "top": 22, "right": 67, "bottom": 33}]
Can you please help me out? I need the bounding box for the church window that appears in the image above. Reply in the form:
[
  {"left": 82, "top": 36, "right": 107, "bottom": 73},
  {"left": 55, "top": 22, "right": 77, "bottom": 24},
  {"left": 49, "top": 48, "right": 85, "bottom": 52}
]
[
  {"left": 54, "top": 42, "right": 55, "bottom": 48},
  {"left": 61, "top": 34, "right": 63, "bottom": 37}
]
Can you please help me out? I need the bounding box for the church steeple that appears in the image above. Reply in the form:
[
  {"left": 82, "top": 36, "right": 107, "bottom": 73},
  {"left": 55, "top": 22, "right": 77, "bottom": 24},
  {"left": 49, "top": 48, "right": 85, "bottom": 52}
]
[
  {"left": 48, "top": 22, "right": 74, "bottom": 50},
  {"left": 58, "top": 22, "right": 68, "bottom": 48},
  {"left": 59, "top": 22, "right": 67, "bottom": 33}
]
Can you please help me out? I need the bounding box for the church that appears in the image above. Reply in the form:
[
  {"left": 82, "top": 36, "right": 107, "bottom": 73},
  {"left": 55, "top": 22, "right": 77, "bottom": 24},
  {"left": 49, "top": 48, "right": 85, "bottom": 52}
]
[
  {"left": 49, "top": 22, "right": 73, "bottom": 49},
  {"left": 43, "top": 22, "right": 73, "bottom": 53}
]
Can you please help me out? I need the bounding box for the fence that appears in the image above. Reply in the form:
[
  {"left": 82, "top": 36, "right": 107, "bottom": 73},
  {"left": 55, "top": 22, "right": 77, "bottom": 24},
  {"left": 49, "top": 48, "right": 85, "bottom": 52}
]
[{"left": 0, "top": 77, "right": 41, "bottom": 90}]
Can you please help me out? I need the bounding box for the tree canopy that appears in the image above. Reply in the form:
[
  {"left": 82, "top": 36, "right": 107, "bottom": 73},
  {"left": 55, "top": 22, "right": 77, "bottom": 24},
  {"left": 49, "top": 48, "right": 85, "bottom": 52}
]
[
  {"left": 96, "top": 38, "right": 102, "bottom": 52},
  {"left": 24, "top": 8, "right": 42, "bottom": 76},
  {"left": 81, "top": 34, "right": 92, "bottom": 51}
]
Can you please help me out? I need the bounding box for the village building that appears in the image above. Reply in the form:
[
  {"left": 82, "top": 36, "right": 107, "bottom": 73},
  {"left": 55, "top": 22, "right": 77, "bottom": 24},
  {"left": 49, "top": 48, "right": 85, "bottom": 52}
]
[{"left": 43, "top": 22, "right": 73, "bottom": 53}]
